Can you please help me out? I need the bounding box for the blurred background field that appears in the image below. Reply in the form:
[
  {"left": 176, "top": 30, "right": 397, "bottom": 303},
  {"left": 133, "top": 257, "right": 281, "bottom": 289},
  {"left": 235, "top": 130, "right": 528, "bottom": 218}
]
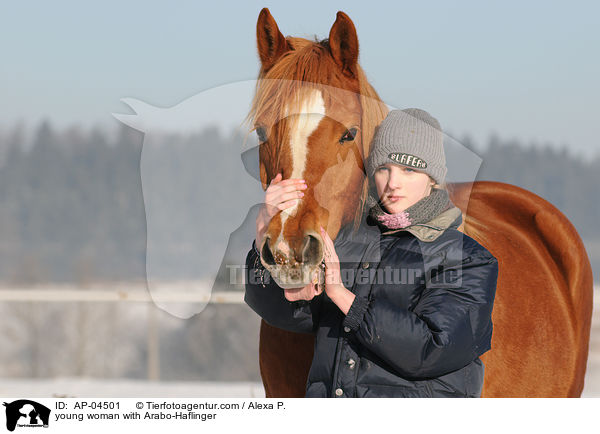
[{"left": 0, "top": 282, "right": 597, "bottom": 398}]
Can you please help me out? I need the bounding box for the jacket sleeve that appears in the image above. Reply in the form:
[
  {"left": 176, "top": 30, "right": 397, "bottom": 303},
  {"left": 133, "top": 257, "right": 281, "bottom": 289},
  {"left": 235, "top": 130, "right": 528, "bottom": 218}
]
[
  {"left": 342, "top": 249, "right": 498, "bottom": 379},
  {"left": 244, "top": 240, "right": 323, "bottom": 334}
]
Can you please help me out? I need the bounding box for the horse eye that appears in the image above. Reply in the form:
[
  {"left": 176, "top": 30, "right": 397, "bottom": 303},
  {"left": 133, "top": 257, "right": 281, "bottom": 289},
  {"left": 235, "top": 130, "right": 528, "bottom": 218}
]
[
  {"left": 255, "top": 126, "right": 268, "bottom": 142},
  {"left": 339, "top": 128, "right": 357, "bottom": 144}
]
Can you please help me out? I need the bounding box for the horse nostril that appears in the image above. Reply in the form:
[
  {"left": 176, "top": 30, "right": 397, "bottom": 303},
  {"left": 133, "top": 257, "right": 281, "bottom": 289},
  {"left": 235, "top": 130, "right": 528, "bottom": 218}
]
[
  {"left": 302, "top": 234, "right": 322, "bottom": 265},
  {"left": 261, "top": 237, "right": 276, "bottom": 266}
]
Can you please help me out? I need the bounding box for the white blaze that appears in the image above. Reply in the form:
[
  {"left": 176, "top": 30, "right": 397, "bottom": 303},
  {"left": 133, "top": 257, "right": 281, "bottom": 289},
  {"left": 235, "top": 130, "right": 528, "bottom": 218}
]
[{"left": 274, "top": 89, "right": 325, "bottom": 256}]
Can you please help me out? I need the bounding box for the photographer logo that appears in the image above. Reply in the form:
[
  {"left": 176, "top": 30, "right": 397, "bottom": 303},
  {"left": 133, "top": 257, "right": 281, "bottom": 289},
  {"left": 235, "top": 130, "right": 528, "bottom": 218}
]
[{"left": 3, "top": 400, "right": 50, "bottom": 432}]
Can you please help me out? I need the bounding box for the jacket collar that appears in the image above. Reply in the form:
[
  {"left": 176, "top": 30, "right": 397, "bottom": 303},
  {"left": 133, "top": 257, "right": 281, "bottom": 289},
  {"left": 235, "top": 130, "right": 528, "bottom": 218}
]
[{"left": 380, "top": 206, "right": 463, "bottom": 242}]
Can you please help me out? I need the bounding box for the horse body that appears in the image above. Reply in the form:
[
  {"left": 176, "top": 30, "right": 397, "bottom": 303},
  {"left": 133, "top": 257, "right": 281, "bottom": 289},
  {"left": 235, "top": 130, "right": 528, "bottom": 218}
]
[
  {"left": 248, "top": 8, "right": 593, "bottom": 397},
  {"left": 450, "top": 181, "right": 593, "bottom": 396}
]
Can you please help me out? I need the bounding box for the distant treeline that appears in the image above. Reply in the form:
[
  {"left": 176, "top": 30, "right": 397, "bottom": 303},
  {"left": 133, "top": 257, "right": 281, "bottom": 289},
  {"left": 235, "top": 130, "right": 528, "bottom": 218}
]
[{"left": 0, "top": 121, "right": 598, "bottom": 283}]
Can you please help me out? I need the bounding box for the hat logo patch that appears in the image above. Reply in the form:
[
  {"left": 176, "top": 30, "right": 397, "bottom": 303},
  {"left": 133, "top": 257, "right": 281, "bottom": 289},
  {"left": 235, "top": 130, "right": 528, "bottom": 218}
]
[{"left": 388, "top": 152, "right": 428, "bottom": 169}]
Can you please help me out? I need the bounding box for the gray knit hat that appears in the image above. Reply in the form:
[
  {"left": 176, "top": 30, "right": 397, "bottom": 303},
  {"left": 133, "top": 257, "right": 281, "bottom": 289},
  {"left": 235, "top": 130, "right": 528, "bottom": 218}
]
[{"left": 367, "top": 108, "right": 447, "bottom": 184}]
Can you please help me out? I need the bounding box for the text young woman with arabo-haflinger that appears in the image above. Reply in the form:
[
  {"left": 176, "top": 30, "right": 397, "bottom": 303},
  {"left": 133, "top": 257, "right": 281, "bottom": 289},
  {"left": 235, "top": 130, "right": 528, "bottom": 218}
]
[{"left": 245, "top": 108, "right": 498, "bottom": 398}]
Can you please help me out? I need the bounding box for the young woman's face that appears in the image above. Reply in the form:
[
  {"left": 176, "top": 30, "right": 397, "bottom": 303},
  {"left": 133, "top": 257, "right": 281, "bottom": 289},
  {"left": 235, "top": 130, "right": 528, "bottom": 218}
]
[{"left": 373, "top": 163, "right": 434, "bottom": 213}]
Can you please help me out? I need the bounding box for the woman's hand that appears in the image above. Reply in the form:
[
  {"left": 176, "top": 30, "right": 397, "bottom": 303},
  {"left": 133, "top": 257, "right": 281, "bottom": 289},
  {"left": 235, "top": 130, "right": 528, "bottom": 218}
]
[
  {"left": 320, "top": 226, "right": 356, "bottom": 315},
  {"left": 319, "top": 226, "right": 343, "bottom": 293},
  {"left": 256, "top": 173, "right": 308, "bottom": 248}
]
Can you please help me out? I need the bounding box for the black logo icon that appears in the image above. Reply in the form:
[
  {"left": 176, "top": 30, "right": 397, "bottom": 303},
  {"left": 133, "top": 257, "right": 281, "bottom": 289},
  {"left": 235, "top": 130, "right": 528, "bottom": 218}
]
[{"left": 3, "top": 400, "right": 50, "bottom": 432}]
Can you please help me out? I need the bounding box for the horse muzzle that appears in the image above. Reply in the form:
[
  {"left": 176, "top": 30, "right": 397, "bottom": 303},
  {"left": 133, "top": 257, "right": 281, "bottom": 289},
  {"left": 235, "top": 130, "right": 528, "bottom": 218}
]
[{"left": 259, "top": 233, "right": 325, "bottom": 289}]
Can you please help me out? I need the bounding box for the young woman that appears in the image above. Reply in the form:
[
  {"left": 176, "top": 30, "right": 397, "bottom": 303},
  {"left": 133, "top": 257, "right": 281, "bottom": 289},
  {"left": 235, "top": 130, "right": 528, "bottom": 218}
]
[{"left": 245, "top": 108, "right": 498, "bottom": 398}]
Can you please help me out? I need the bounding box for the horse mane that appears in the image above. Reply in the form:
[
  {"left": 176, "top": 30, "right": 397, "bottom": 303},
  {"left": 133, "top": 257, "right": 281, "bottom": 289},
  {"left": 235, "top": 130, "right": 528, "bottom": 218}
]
[
  {"left": 353, "top": 59, "right": 389, "bottom": 233},
  {"left": 244, "top": 36, "right": 388, "bottom": 234}
]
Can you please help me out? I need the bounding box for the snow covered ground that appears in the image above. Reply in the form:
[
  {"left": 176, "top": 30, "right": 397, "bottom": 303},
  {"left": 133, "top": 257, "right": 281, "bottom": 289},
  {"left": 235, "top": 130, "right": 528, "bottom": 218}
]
[
  {"left": 0, "top": 378, "right": 266, "bottom": 398},
  {"left": 581, "top": 286, "right": 600, "bottom": 397}
]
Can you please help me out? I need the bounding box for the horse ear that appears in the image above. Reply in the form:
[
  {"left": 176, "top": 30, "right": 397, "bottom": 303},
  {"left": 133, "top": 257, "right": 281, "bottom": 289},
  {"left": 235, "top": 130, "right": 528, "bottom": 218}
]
[
  {"left": 328, "top": 11, "right": 359, "bottom": 78},
  {"left": 256, "top": 8, "right": 290, "bottom": 72}
]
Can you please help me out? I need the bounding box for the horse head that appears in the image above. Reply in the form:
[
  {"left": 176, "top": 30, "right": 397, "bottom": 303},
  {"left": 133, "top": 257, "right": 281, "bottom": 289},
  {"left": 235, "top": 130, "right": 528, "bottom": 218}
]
[{"left": 246, "top": 8, "right": 388, "bottom": 288}]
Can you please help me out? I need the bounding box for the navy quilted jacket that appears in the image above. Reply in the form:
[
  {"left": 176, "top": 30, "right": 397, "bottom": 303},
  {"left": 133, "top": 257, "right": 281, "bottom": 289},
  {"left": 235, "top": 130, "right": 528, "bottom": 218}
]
[{"left": 245, "top": 207, "right": 498, "bottom": 398}]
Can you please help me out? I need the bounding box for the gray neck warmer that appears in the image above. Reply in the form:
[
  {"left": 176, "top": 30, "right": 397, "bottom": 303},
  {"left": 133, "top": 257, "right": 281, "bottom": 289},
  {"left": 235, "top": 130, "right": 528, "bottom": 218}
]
[{"left": 366, "top": 188, "right": 452, "bottom": 231}]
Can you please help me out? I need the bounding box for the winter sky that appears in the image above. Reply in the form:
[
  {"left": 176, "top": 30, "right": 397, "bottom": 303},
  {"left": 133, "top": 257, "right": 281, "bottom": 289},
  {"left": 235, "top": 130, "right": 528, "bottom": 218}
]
[{"left": 1, "top": 1, "right": 599, "bottom": 157}]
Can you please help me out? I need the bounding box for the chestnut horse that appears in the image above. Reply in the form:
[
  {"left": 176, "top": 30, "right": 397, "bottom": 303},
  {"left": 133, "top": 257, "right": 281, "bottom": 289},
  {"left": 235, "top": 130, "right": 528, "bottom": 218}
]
[{"left": 246, "top": 8, "right": 593, "bottom": 397}]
